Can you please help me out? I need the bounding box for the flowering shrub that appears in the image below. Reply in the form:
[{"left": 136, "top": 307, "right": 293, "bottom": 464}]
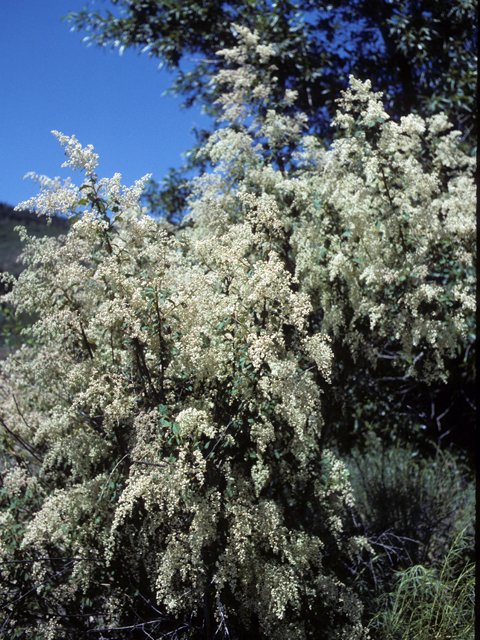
[
  {"left": 190, "top": 27, "right": 475, "bottom": 384},
  {"left": 0, "top": 28, "right": 475, "bottom": 640},
  {"left": 189, "top": 26, "right": 476, "bottom": 453},
  {"left": 0, "top": 135, "right": 366, "bottom": 640}
]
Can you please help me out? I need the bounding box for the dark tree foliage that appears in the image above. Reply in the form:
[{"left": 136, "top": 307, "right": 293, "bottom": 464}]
[
  {"left": 141, "top": 172, "right": 190, "bottom": 225},
  {"left": 68, "top": 0, "right": 477, "bottom": 143}
]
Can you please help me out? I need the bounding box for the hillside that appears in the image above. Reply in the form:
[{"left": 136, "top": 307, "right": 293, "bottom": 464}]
[
  {"left": 0, "top": 202, "right": 69, "bottom": 288},
  {"left": 0, "top": 202, "right": 69, "bottom": 357}
]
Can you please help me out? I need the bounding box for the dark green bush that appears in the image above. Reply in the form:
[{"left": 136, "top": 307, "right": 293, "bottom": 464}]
[{"left": 341, "top": 438, "right": 475, "bottom": 618}]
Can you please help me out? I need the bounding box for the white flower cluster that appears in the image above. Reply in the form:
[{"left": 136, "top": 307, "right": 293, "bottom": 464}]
[
  {"left": 52, "top": 130, "right": 99, "bottom": 176},
  {"left": 17, "top": 173, "right": 80, "bottom": 221}
]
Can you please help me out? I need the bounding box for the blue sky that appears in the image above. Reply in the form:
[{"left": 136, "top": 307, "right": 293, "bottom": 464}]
[{"left": 0, "top": 1, "right": 211, "bottom": 210}]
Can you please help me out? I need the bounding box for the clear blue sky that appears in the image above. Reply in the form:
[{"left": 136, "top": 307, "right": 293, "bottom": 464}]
[{"left": 0, "top": 1, "right": 211, "bottom": 210}]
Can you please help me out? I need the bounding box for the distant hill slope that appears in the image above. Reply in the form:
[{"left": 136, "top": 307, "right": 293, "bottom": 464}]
[
  {"left": 0, "top": 202, "right": 69, "bottom": 288},
  {"left": 0, "top": 203, "right": 70, "bottom": 357}
]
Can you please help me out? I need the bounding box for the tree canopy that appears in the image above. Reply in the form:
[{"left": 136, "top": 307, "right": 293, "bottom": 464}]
[{"left": 68, "top": 0, "right": 477, "bottom": 144}]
